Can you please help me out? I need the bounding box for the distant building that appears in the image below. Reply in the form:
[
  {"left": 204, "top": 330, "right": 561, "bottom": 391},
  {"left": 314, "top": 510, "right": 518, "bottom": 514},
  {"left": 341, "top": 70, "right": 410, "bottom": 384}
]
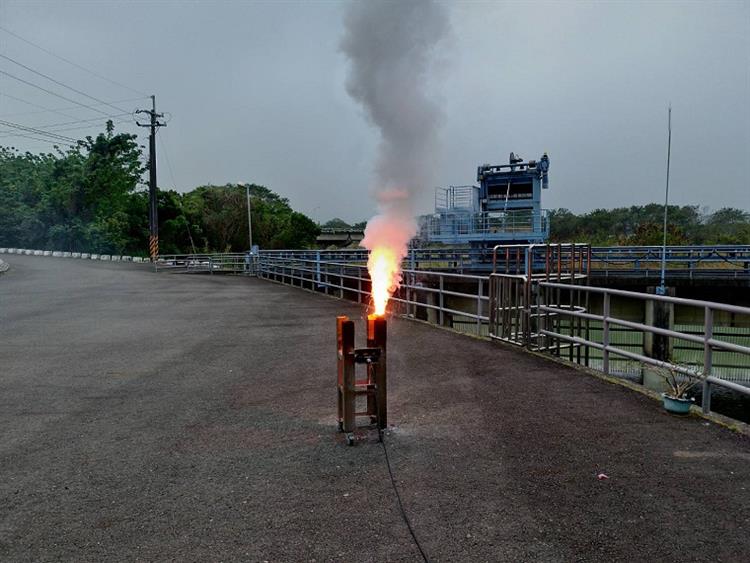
[
  {"left": 421, "top": 152, "right": 551, "bottom": 248},
  {"left": 316, "top": 228, "right": 364, "bottom": 248}
]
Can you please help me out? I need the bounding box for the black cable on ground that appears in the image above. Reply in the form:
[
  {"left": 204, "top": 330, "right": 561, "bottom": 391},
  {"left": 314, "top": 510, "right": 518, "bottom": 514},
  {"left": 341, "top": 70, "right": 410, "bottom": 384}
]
[{"left": 380, "top": 436, "right": 430, "bottom": 563}]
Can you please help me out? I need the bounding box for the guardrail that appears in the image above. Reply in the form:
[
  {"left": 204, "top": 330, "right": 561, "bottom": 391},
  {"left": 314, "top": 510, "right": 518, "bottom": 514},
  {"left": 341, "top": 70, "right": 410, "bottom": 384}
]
[
  {"left": 538, "top": 281, "right": 750, "bottom": 414},
  {"left": 487, "top": 270, "right": 750, "bottom": 417},
  {"left": 256, "top": 253, "right": 489, "bottom": 334},
  {"left": 0, "top": 247, "right": 149, "bottom": 262},
  {"left": 256, "top": 245, "right": 750, "bottom": 279},
  {"left": 590, "top": 245, "right": 750, "bottom": 279},
  {"left": 9, "top": 245, "right": 745, "bottom": 420},
  {"left": 5, "top": 244, "right": 749, "bottom": 279},
  {"left": 257, "top": 250, "right": 749, "bottom": 418},
  {"left": 421, "top": 209, "right": 551, "bottom": 243},
  {"left": 155, "top": 253, "right": 248, "bottom": 273}
]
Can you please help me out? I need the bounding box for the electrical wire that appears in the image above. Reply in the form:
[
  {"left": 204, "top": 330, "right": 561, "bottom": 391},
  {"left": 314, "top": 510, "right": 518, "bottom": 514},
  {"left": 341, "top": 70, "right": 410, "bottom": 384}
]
[
  {"left": 0, "top": 93, "right": 148, "bottom": 118},
  {"left": 0, "top": 131, "right": 71, "bottom": 147},
  {"left": 0, "top": 70, "right": 129, "bottom": 118},
  {"left": 380, "top": 437, "right": 430, "bottom": 563},
  {"left": 1, "top": 112, "right": 131, "bottom": 131},
  {"left": 0, "top": 25, "right": 149, "bottom": 97},
  {"left": 0, "top": 119, "right": 77, "bottom": 143},
  {"left": 0, "top": 90, "right": 81, "bottom": 121},
  {"left": 0, "top": 53, "right": 130, "bottom": 115},
  {"left": 0, "top": 118, "right": 134, "bottom": 140},
  {"left": 157, "top": 129, "right": 199, "bottom": 255}
]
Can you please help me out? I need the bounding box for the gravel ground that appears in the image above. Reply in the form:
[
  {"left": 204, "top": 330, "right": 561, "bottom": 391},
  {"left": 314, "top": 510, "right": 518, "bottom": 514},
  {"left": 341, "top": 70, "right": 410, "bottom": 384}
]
[{"left": 0, "top": 255, "right": 748, "bottom": 562}]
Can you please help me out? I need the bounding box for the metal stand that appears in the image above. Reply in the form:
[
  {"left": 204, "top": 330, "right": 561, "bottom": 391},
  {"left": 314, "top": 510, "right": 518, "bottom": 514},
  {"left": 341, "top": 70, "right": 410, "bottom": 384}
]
[{"left": 337, "top": 315, "right": 387, "bottom": 445}]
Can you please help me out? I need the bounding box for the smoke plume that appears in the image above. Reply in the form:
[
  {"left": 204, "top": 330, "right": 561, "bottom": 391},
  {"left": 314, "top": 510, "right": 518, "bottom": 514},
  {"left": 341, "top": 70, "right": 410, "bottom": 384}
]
[{"left": 341, "top": 0, "right": 448, "bottom": 308}]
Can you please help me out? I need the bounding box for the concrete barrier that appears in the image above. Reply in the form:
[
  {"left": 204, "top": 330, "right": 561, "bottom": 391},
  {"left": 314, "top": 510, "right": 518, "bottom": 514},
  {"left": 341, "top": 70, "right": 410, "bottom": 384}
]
[{"left": 4, "top": 247, "right": 150, "bottom": 266}]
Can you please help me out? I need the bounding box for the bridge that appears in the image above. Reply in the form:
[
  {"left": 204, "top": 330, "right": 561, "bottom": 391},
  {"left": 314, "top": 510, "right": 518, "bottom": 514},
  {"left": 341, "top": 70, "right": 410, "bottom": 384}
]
[{"left": 1, "top": 253, "right": 749, "bottom": 561}]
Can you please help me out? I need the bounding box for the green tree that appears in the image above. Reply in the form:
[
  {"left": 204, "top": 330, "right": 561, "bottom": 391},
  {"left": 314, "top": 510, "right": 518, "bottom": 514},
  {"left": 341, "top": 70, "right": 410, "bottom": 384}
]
[{"left": 322, "top": 218, "right": 351, "bottom": 229}]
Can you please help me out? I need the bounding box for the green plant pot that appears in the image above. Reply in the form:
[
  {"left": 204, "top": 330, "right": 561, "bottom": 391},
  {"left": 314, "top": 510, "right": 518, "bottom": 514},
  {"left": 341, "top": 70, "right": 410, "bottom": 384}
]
[{"left": 662, "top": 393, "right": 692, "bottom": 415}]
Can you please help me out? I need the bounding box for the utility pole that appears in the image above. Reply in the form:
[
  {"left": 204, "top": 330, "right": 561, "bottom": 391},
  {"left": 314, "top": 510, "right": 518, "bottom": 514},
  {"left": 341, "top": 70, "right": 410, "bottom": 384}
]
[{"left": 136, "top": 95, "right": 166, "bottom": 262}]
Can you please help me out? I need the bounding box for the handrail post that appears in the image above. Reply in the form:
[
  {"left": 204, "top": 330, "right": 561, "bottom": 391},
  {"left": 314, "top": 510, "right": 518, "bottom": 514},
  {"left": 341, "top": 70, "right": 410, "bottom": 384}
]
[
  {"left": 702, "top": 306, "right": 713, "bottom": 414},
  {"left": 439, "top": 275, "right": 445, "bottom": 326},
  {"left": 477, "top": 279, "right": 483, "bottom": 333},
  {"left": 339, "top": 264, "right": 344, "bottom": 299},
  {"left": 316, "top": 250, "right": 321, "bottom": 287},
  {"left": 602, "top": 292, "right": 610, "bottom": 375}
]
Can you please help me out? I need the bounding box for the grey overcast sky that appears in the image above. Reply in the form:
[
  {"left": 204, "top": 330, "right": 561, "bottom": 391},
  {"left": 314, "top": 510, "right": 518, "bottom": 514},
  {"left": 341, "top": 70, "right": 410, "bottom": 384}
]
[{"left": 1, "top": 0, "right": 748, "bottom": 222}]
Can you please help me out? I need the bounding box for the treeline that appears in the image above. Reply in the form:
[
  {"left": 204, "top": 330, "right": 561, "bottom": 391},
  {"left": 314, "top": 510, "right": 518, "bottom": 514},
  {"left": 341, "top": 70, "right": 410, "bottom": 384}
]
[
  {"left": 549, "top": 205, "right": 750, "bottom": 245},
  {"left": 3, "top": 124, "right": 747, "bottom": 253},
  {"left": 320, "top": 217, "right": 367, "bottom": 230},
  {"left": 0, "top": 123, "right": 319, "bottom": 255}
]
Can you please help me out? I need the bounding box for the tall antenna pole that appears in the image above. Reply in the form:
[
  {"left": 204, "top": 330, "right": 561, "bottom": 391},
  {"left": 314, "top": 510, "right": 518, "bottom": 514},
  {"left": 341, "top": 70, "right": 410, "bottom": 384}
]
[
  {"left": 658, "top": 105, "right": 672, "bottom": 295},
  {"left": 246, "top": 183, "right": 253, "bottom": 250}
]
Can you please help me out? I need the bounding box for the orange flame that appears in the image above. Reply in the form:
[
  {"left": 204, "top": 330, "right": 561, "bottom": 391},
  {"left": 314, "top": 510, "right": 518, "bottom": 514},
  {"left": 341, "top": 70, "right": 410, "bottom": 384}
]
[{"left": 368, "top": 246, "right": 401, "bottom": 316}]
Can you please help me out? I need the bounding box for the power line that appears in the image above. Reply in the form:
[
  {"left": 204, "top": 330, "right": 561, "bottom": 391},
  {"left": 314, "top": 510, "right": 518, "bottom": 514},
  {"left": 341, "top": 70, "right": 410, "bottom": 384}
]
[
  {"left": 0, "top": 112, "right": 131, "bottom": 134},
  {"left": 0, "top": 25, "right": 148, "bottom": 97},
  {"left": 156, "top": 129, "right": 178, "bottom": 190},
  {"left": 15, "top": 112, "right": 132, "bottom": 130},
  {"left": 0, "top": 90, "right": 82, "bottom": 122},
  {"left": 0, "top": 53, "right": 130, "bottom": 115},
  {"left": 0, "top": 118, "right": 134, "bottom": 140},
  {"left": 0, "top": 69, "right": 123, "bottom": 117},
  {"left": 0, "top": 119, "right": 77, "bottom": 143},
  {"left": 0, "top": 131, "right": 67, "bottom": 146},
  {"left": 158, "top": 129, "right": 198, "bottom": 255},
  {"left": 0, "top": 93, "right": 148, "bottom": 118}
]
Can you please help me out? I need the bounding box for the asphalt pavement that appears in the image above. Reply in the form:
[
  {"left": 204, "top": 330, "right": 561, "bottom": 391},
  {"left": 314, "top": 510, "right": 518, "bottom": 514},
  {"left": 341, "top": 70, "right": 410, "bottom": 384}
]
[{"left": 1, "top": 255, "right": 748, "bottom": 562}]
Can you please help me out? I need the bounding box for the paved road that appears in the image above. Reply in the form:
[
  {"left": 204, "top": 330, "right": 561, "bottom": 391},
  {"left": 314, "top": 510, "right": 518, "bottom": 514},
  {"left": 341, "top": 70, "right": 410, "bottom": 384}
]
[{"left": 1, "top": 255, "right": 749, "bottom": 562}]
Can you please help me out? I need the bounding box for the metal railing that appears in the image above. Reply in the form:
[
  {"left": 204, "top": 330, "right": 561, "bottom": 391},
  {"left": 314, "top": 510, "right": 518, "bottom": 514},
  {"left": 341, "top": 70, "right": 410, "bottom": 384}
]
[
  {"left": 486, "top": 269, "right": 750, "bottom": 415},
  {"left": 487, "top": 243, "right": 591, "bottom": 346},
  {"left": 538, "top": 281, "right": 750, "bottom": 414},
  {"left": 421, "top": 209, "right": 550, "bottom": 243},
  {"left": 5, "top": 244, "right": 749, "bottom": 279},
  {"left": 155, "top": 253, "right": 248, "bottom": 273},
  {"left": 155, "top": 247, "right": 749, "bottom": 421},
  {"left": 590, "top": 245, "right": 750, "bottom": 279},
  {"left": 256, "top": 253, "right": 490, "bottom": 335}
]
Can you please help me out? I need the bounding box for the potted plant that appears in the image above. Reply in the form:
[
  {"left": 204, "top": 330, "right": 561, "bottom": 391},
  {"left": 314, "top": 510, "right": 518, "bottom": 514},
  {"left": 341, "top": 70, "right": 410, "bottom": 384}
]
[{"left": 646, "top": 363, "right": 704, "bottom": 415}]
